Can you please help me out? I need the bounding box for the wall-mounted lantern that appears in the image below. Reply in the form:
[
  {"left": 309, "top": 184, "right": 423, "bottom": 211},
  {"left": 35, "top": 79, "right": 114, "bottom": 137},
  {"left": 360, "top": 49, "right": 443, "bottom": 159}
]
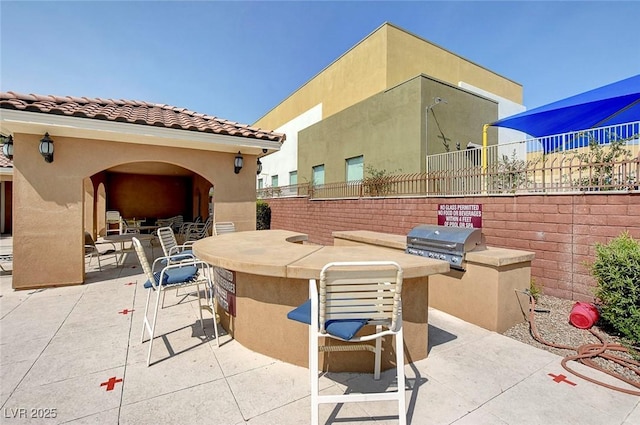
[
  {"left": 257, "top": 158, "right": 263, "bottom": 175},
  {"left": 2, "top": 135, "right": 13, "bottom": 160},
  {"left": 234, "top": 151, "right": 243, "bottom": 174},
  {"left": 39, "top": 133, "right": 54, "bottom": 163}
]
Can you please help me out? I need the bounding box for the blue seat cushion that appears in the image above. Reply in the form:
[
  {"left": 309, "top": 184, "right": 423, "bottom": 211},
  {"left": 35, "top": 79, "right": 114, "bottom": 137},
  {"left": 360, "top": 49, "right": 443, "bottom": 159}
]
[
  {"left": 144, "top": 265, "right": 198, "bottom": 289},
  {"left": 287, "top": 299, "right": 368, "bottom": 341},
  {"left": 160, "top": 250, "right": 194, "bottom": 265}
]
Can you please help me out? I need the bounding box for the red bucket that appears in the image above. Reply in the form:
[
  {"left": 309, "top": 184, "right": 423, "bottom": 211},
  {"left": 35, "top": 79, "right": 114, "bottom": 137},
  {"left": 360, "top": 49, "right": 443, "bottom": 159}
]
[{"left": 569, "top": 302, "right": 599, "bottom": 329}]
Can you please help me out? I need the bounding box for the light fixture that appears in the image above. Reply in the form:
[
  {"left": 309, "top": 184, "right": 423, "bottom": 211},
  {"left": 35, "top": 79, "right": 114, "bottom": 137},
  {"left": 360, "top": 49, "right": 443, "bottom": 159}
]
[
  {"left": 234, "top": 151, "right": 243, "bottom": 174},
  {"left": 39, "top": 132, "right": 54, "bottom": 163},
  {"left": 2, "top": 135, "right": 13, "bottom": 160},
  {"left": 425, "top": 96, "right": 447, "bottom": 169},
  {"left": 257, "top": 158, "right": 263, "bottom": 175}
]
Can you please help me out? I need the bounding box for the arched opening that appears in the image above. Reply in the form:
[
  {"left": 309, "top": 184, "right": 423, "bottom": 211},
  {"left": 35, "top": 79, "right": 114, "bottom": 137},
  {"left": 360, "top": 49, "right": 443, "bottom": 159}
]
[{"left": 86, "top": 161, "right": 214, "bottom": 238}]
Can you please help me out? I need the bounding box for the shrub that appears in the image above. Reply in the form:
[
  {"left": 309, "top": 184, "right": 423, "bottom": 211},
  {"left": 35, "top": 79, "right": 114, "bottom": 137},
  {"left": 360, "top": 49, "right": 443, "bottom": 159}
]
[
  {"left": 591, "top": 232, "right": 640, "bottom": 343},
  {"left": 256, "top": 201, "right": 271, "bottom": 230}
]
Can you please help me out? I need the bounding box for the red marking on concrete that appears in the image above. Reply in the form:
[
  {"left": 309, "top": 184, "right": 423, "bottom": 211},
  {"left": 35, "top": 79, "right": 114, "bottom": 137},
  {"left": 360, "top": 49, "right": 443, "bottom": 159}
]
[
  {"left": 548, "top": 373, "right": 576, "bottom": 386},
  {"left": 100, "top": 377, "right": 123, "bottom": 391},
  {"left": 118, "top": 309, "right": 135, "bottom": 315},
  {"left": 124, "top": 282, "right": 136, "bottom": 286}
]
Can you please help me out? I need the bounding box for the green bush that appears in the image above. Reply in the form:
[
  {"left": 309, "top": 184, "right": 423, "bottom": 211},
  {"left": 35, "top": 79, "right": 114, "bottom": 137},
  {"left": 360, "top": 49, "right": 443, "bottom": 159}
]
[
  {"left": 591, "top": 232, "right": 640, "bottom": 343},
  {"left": 256, "top": 201, "right": 271, "bottom": 230}
]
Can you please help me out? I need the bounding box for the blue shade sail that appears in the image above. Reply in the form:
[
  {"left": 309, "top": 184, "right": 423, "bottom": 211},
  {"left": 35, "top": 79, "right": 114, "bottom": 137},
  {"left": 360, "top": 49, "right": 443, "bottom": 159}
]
[{"left": 491, "top": 74, "right": 640, "bottom": 143}]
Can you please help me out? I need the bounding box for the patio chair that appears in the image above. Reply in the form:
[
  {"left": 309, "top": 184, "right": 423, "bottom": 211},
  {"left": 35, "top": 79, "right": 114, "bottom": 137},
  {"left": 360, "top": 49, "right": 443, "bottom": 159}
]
[
  {"left": 105, "top": 210, "right": 123, "bottom": 235},
  {"left": 213, "top": 221, "right": 236, "bottom": 236},
  {"left": 132, "top": 237, "right": 219, "bottom": 367},
  {"left": 177, "top": 216, "right": 201, "bottom": 240},
  {"left": 122, "top": 219, "right": 141, "bottom": 234},
  {"left": 84, "top": 231, "right": 119, "bottom": 271},
  {"left": 156, "top": 215, "right": 184, "bottom": 233},
  {"left": 184, "top": 216, "right": 213, "bottom": 241},
  {"left": 157, "top": 226, "right": 195, "bottom": 263},
  {"left": 287, "top": 261, "right": 406, "bottom": 425},
  {"left": 0, "top": 254, "right": 13, "bottom": 273}
]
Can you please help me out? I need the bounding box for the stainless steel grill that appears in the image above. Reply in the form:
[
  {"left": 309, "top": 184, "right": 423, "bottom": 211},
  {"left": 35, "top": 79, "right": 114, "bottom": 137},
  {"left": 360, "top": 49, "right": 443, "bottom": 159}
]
[{"left": 406, "top": 225, "right": 484, "bottom": 270}]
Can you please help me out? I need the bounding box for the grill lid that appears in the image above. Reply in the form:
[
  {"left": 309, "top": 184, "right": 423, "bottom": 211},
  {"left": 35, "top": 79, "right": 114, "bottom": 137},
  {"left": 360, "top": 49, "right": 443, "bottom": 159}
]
[{"left": 407, "top": 225, "right": 483, "bottom": 252}]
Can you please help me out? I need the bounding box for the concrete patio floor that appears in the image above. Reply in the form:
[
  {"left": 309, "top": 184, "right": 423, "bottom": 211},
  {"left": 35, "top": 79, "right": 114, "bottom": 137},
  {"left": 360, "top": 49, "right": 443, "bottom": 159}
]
[{"left": 0, "top": 236, "right": 638, "bottom": 424}]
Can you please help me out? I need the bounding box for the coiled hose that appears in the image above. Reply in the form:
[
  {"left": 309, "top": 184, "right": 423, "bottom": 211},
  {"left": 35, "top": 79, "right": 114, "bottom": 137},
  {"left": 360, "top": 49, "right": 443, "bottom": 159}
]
[{"left": 527, "top": 293, "right": 640, "bottom": 396}]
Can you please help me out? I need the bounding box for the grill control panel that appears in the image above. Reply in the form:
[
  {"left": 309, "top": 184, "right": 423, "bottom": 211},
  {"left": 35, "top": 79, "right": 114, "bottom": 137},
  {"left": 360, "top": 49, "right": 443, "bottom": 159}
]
[{"left": 406, "top": 247, "right": 464, "bottom": 270}]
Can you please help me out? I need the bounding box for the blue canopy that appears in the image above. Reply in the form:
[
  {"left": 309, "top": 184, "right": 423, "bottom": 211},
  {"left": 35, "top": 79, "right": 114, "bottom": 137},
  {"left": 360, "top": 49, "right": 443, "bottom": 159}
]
[{"left": 491, "top": 74, "right": 640, "bottom": 138}]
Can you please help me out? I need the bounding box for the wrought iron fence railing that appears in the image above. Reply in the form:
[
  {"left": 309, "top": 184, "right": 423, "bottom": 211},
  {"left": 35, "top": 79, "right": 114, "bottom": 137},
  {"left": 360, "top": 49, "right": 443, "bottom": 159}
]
[{"left": 257, "top": 122, "right": 640, "bottom": 199}]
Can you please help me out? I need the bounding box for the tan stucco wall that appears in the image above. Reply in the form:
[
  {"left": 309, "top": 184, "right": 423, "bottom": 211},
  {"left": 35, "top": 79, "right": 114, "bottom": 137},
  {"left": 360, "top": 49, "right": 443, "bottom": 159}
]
[
  {"left": 429, "top": 261, "right": 531, "bottom": 333},
  {"left": 11, "top": 132, "right": 258, "bottom": 289},
  {"left": 297, "top": 75, "right": 498, "bottom": 183},
  {"left": 385, "top": 24, "right": 522, "bottom": 103},
  {"left": 333, "top": 231, "right": 533, "bottom": 333},
  {"left": 255, "top": 24, "right": 388, "bottom": 130},
  {"left": 254, "top": 23, "right": 521, "bottom": 130}
]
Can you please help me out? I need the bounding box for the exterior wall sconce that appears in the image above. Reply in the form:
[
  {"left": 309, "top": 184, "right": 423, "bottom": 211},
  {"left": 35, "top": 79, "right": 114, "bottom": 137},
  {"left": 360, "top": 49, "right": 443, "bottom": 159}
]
[
  {"left": 234, "top": 151, "right": 243, "bottom": 174},
  {"left": 257, "top": 158, "right": 262, "bottom": 175},
  {"left": 39, "top": 132, "right": 54, "bottom": 163},
  {"left": 2, "top": 135, "right": 13, "bottom": 160}
]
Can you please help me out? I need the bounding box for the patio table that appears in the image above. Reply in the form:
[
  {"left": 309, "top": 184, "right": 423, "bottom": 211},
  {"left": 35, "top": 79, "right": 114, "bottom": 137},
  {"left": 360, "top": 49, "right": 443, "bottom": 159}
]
[
  {"left": 102, "top": 233, "right": 156, "bottom": 265},
  {"left": 193, "top": 230, "right": 450, "bottom": 372}
]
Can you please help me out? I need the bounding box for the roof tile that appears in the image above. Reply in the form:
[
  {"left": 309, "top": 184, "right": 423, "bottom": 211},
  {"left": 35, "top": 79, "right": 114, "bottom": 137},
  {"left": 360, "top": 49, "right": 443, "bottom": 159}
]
[{"left": 0, "top": 91, "right": 285, "bottom": 144}]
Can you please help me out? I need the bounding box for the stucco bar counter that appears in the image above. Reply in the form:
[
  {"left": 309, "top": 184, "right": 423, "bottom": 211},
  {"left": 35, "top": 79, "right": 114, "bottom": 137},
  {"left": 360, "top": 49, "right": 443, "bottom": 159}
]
[{"left": 193, "top": 230, "right": 449, "bottom": 372}]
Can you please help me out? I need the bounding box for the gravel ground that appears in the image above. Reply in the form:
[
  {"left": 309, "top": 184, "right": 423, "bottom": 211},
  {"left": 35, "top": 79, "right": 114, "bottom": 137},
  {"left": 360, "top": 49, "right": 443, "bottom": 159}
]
[{"left": 503, "top": 294, "right": 640, "bottom": 389}]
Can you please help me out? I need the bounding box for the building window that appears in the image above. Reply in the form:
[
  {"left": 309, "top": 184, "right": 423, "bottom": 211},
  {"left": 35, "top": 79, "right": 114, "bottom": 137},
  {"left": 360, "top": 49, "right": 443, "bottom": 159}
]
[
  {"left": 312, "top": 165, "right": 325, "bottom": 185},
  {"left": 289, "top": 171, "right": 298, "bottom": 185},
  {"left": 271, "top": 175, "right": 279, "bottom": 187},
  {"left": 258, "top": 178, "right": 264, "bottom": 189},
  {"left": 346, "top": 155, "right": 364, "bottom": 182}
]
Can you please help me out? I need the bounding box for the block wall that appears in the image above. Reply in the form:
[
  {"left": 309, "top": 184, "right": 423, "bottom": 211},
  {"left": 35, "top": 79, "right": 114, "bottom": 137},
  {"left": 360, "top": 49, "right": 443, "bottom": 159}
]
[{"left": 266, "top": 194, "right": 640, "bottom": 301}]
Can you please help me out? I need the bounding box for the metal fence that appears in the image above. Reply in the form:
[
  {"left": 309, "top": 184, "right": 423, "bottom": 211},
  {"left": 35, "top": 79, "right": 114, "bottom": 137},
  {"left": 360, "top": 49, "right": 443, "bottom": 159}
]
[{"left": 257, "top": 122, "right": 640, "bottom": 199}]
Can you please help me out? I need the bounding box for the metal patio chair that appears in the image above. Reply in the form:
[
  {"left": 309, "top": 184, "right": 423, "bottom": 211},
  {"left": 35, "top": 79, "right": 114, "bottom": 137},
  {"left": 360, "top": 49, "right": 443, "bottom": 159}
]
[
  {"left": 84, "top": 231, "right": 119, "bottom": 271},
  {"left": 288, "top": 260, "right": 406, "bottom": 424},
  {"left": 133, "top": 237, "right": 219, "bottom": 367}
]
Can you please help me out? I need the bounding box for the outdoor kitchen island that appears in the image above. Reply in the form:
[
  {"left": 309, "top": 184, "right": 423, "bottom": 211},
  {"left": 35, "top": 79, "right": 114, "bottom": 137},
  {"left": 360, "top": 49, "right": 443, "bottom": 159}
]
[{"left": 192, "top": 230, "right": 450, "bottom": 372}]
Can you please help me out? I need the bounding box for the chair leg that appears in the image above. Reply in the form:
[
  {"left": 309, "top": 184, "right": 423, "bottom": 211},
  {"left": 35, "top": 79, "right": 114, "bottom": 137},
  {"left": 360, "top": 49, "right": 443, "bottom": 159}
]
[
  {"left": 196, "top": 281, "right": 205, "bottom": 330},
  {"left": 374, "top": 325, "right": 382, "bottom": 380},
  {"left": 206, "top": 279, "right": 221, "bottom": 348},
  {"left": 396, "top": 328, "right": 407, "bottom": 425},
  {"left": 141, "top": 289, "right": 152, "bottom": 343},
  {"left": 310, "top": 330, "right": 320, "bottom": 425},
  {"left": 146, "top": 288, "right": 164, "bottom": 367},
  {"left": 96, "top": 253, "right": 102, "bottom": 272}
]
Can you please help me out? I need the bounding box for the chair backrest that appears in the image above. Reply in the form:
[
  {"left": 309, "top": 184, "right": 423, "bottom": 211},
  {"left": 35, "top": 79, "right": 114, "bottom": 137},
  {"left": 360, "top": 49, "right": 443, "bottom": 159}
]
[
  {"left": 84, "top": 231, "right": 97, "bottom": 254},
  {"left": 157, "top": 226, "right": 178, "bottom": 257},
  {"left": 132, "top": 237, "right": 156, "bottom": 286},
  {"left": 214, "top": 221, "right": 236, "bottom": 236},
  {"left": 106, "top": 210, "right": 121, "bottom": 222},
  {"left": 319, "top": 261, "right": 403, "bottom": 334},
  {"left": 84, "top": 231, "right": 96, "bottom": 247},
  {"left": 186, "top": 216, "right": 213, "bottom": 240}
]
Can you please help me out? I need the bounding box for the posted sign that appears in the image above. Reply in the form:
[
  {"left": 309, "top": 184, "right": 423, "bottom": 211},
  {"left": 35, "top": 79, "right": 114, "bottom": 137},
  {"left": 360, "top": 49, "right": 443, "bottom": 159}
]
[
  {"left": 214, "top": 267, "right": 236, "bottom": 317},
  {"left": 437, "top": 204, "right": 482, "bottom": 228}
]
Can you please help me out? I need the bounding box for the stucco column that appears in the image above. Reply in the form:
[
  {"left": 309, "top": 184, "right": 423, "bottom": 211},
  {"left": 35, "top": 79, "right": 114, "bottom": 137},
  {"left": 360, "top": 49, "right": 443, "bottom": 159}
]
[{"left": 12, "top": 134, "right": 84, "bottom": 289}]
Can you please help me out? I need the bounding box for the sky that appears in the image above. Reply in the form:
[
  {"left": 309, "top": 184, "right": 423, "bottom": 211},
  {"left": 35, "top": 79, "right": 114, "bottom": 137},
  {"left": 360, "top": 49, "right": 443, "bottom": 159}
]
[{"left": 1, "top": 1, "right": 639, "bottom": 127}]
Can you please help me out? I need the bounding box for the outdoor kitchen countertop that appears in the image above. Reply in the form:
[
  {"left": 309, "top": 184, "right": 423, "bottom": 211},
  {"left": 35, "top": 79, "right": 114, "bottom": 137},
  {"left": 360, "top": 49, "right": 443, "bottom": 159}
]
[
  {"left": 193, "top": 229, "right": 450, "bottom": 279},
  {"left": 333, "top": 230, "right": 535, "bottom": 267}
]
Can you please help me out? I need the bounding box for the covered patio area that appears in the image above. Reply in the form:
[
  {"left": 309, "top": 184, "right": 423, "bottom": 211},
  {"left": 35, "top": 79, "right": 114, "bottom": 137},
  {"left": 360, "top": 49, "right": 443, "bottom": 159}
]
[{"left": 0, "top": 92, "right": 285, "bottom": 290}]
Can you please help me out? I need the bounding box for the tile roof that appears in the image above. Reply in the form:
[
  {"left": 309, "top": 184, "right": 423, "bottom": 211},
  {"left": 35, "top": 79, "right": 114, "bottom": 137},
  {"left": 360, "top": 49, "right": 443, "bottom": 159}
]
[{"left": 0, "top": 91, "right": 285, "bottom": 143}]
